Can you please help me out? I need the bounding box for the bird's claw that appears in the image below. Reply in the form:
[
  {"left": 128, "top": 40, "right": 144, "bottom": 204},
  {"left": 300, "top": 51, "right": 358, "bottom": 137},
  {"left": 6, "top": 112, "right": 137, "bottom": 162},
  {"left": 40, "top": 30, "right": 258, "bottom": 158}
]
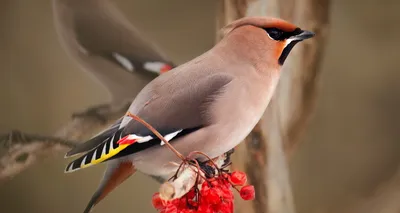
[
  {"left": 222, "top": 148, "right": 235, "bottom": 168},
  {"left": 199, "top": 162, "right": 216, "bottom": 178}
]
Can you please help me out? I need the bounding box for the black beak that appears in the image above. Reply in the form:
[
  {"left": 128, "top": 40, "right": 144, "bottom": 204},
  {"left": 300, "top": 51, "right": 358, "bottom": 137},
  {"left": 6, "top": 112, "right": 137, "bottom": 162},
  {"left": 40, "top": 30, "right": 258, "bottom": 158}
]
[
  {"left": 278, "top": 30, "right": 315, "bottom": 65},
  {"left": 292, "top": 30, "right": 315, "bottom": 41}
]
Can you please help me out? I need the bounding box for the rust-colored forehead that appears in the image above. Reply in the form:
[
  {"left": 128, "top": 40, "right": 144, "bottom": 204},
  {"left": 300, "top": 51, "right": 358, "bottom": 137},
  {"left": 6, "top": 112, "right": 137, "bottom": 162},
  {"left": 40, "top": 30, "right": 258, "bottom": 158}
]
[
  {"left": 220, "top": 16, "right": 298, "bottom": 37},
  {"left": 260, "top": 17, "right": 298, "bottom": 31}
]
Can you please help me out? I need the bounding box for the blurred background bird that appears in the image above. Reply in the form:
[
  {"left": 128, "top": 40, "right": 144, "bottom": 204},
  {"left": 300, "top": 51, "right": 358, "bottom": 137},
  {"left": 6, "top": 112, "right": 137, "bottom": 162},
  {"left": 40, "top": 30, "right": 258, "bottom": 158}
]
[{"left": 52, "top": 0, "right": 175, "bottom": 116}]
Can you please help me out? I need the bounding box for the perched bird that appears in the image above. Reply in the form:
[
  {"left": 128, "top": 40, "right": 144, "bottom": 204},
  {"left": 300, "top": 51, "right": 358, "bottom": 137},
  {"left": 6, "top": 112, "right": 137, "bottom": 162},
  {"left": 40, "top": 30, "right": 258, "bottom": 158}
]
[
  {"left": 52, "top": 0, "right": 174, "bottom": 106},
  {"left": 64, "top": 16, "right": 315, "bottom": 213}
]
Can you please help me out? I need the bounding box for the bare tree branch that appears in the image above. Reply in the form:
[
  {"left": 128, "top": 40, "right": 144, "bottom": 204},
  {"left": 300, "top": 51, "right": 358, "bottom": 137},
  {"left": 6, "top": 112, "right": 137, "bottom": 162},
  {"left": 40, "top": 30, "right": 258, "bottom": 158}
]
[
  {"left": 0, "top": 103, "right": 129, "bottom": 182},
  {"left": 280, "top": 0, "right": 331, "bottom": 155},
  {"left": 0, "top": 131, "right": 75, "bottom": 181}
]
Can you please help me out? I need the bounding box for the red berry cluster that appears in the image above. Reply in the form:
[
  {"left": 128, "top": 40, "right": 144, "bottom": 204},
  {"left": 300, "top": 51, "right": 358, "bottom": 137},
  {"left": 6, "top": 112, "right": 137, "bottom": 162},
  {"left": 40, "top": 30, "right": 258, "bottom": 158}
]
[{"left": 152, "top": 171, "right": 255, "bottom": 213}]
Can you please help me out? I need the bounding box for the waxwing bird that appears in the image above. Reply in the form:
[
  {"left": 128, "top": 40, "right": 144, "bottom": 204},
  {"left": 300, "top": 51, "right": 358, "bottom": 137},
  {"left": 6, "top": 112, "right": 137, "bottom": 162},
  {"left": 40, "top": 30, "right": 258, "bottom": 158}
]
[
  {"left": 64, "top": 16, "right": 315, "bottom": 213},
  {"left": 52, "top": 0, "right": 174, "bottom": 105}
]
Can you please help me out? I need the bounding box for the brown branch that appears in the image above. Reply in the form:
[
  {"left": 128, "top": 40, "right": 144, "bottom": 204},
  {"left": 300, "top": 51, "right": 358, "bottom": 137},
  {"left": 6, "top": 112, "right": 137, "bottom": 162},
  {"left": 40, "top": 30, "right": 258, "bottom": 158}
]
[
  {"left": 281, "top": 0, "right": 331, "bottom": 155},
  {"left": 217, "top": 0, "right": 331, "bottom": 213},
  {"left": 0, "top": 131, "right": 76, "bottom": 181},
  {"left": 0, "top": 103, "right": 129, "bottom": 182}
]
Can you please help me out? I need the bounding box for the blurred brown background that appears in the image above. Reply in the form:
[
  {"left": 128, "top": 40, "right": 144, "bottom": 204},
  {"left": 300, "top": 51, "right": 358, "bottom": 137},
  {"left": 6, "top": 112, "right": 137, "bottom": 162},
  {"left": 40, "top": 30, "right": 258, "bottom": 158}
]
[{"left": 1, "top": 0, "right": 400, "bottom": 213}]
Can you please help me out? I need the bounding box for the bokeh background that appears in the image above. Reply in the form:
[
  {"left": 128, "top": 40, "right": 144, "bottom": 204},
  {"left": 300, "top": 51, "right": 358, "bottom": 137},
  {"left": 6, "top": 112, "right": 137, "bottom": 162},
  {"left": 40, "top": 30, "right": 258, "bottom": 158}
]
[{"left": 1, "top": 0, "right": 400, "bottom": 213}]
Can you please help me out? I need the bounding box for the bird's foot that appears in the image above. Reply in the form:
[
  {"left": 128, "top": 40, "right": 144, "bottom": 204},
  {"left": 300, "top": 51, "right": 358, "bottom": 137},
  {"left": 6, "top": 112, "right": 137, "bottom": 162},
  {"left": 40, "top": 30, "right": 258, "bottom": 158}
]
[
  {"left": 197, "top": 160, "right": 216, "bottom": 178},
  {"left": 222, "top": 148, "right": 235, "bottom": 168}
]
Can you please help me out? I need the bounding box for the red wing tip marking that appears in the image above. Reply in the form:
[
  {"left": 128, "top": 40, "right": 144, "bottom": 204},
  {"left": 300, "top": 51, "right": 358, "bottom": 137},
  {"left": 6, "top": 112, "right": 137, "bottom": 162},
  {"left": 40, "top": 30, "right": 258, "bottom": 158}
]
[{"left": 117, "top": 135, "right": 137, "bottom": 145}]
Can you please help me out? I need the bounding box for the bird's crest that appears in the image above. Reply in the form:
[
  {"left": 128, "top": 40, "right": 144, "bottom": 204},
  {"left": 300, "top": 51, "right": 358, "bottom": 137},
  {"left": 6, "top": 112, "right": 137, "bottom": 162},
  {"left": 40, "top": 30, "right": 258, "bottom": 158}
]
[{"left": 219, "top": 16, "right": 298, "bottom": 38}]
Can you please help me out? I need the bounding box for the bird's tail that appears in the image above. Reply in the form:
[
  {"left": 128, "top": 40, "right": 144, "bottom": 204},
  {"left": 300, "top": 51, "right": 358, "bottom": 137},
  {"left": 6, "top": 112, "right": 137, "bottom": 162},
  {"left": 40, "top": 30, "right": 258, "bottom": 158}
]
[
  {"left": 83, "top": 160, "right": 136, "bottom": 213},
  {"left": 64, "top": 129, "right": 128, "bottom": 173},
  {"left": 65, "top": 116, "right": 124, "bottom": 158},
  {"left": 64, "top": 128, "right": 152, "bottom": 173}
]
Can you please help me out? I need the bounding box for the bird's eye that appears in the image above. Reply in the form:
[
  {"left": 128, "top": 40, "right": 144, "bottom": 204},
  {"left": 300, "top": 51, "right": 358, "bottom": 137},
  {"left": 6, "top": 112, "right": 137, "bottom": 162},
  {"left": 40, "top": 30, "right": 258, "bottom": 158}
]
[{"left": 265, "top": 28, "right": 284, "bottom": 40}]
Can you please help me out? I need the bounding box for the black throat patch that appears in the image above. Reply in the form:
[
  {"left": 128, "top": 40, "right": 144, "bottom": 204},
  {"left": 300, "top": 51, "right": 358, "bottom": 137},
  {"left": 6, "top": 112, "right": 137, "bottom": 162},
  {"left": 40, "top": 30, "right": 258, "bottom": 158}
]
[{"left": 278, "top": 40, "right": 300, "bottom": 65}]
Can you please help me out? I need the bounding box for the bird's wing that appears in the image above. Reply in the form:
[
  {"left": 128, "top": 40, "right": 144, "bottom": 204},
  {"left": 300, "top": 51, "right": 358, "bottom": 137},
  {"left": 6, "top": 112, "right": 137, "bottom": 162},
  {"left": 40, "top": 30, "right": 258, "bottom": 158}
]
[
  {"left": 52, "top": 0, "right": 174, "bottom": 102},
  {"left": 64, "top": 72, "right": 234, "bottom": 173},
  {"left": 64, "top": 116, "right": 124, "bottom": 158}
]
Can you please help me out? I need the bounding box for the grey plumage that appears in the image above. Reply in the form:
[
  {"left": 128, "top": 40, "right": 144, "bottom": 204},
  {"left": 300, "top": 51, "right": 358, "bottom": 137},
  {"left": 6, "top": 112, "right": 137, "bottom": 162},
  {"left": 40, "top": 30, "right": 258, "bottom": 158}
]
[
  {"left": 64, "top": 15, "right": 315, "bottom": 213},
  {"left": 65, "top": 116, "right": 123, "bottom": 158},
  {"left": 82, "top": 159, "right": 135, "bottom": 213},
  {"left": 52, "top": 0, "right": 174, "bottom": 103},
  {"left": 66, "top": 27, "right": 280, "bottom": 178}
]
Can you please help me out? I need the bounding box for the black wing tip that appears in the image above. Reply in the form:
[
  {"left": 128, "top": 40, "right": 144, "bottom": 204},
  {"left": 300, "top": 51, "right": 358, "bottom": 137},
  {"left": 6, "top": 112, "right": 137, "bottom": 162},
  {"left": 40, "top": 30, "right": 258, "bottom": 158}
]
[
  {"left": 64, "top": 154, "right": 87, "bottom": 173},
  {"left": 64, "top": 161, "right": 77, "bottom": 173},
  {"left": 64, "top": 118, "right": 124, "bottom": 159},
  {"left": 64, "top": 145, "right": 85, "bottom": 158},
  {"left": 64, "top": 151, "right": 77, "bottom": 158}
]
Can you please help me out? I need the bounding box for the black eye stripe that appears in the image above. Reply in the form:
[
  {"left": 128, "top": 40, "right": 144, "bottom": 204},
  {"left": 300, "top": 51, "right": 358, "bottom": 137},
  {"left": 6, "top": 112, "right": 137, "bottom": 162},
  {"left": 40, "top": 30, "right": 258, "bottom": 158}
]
[
  {"left": 264, "top": 27, "right": 302, "bottom": 41},
  {"left": 265, "top": 28, "right": 284, "bottom": 40}
]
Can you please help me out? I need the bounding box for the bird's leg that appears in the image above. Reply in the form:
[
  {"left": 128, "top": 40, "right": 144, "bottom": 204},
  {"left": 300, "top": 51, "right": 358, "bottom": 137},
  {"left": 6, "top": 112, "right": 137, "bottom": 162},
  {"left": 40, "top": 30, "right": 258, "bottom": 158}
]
[
  {"left": 186, "top": 151, "right": 222, "bottom": 175},
  {"left": 190, "top": 159, "right": 205, "bottom": 207},
  {"left": 220, "top": 162, "right": 232, "bottom": 170},
  {"left": 197, "top": 159, "right": 216, "bottom": 179},
  {"left": 222, "top": 148, "right": 235, "bottom": 169}
]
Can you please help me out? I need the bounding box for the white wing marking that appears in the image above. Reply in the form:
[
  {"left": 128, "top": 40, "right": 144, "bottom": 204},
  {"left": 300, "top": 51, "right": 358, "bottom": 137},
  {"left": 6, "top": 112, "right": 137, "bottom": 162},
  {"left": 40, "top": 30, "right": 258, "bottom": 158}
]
[
  {"left": 125, "top": 134, "right": 153, "bottom": 143},
  {"left": 143, "top": 61, "right": 165, "bottom": 74},
  {"left": 112, "top": 52, "right": 135, "bottom": 72},
  {"left": 91, "top": 149, "right": 97, "bottom": 162},
  {"left": 161, "top": 130, "right": 183, "bottom": 145},
  {"left": 81, "top": 156, "right": 87, "bottom": 167}
]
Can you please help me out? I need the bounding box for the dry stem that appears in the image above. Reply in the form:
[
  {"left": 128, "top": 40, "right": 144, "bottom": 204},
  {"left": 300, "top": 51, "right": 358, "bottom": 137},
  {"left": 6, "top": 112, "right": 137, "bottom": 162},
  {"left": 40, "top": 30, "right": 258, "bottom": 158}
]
[
  {"left": 0, "top": 103, "right": 129, "bottom": 182},
  {"left": 159, "top": 164, "right": 201, "bottom": 200}
]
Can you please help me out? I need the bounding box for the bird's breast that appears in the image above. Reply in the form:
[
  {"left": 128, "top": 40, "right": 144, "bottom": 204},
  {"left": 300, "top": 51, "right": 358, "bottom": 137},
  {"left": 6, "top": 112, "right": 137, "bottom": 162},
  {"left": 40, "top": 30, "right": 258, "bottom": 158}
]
[{"left": 204, "top": 73, "right": 280, "bottom": 157}]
